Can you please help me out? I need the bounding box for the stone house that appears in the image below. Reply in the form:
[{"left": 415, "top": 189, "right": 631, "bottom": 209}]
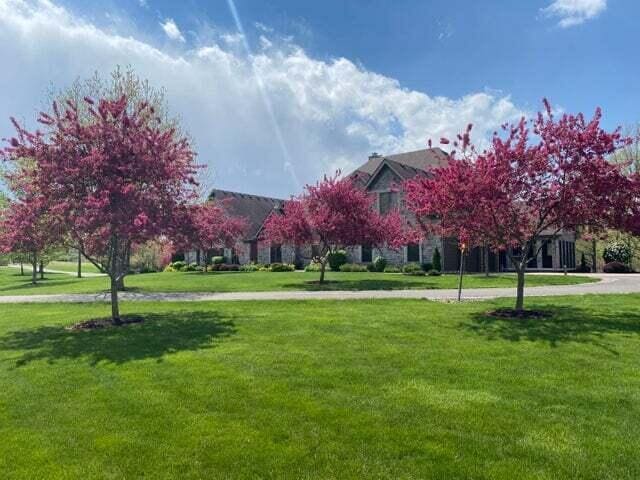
[{"left": 186, "top": 148, "right": 576, "bottom": 272}]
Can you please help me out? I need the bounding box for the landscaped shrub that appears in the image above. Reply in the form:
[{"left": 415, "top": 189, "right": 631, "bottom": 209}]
[
  {"left": 402, "top": 263, "right": 425, "bottom": 275},
  {"left": 212, "top": 263, "right": 240, "bottom": 272},
  {"left": 270, "top": 262, "right": 295, "bottom": 272},
  {"left": 365, "top": 263, "right": 376, "bottom": 272},
  {"left": 427, "top": 269, "right": 442, "bottom": 276},
  {"left": 184, "top": 262, "right": 200, "bottom": 272},
  {"left": 328, "top": 250, "right": 348, "bottom": 271},
  {"left": 421, "top": 262, "right": 433, "bottom": 272},
  {"left": 239, "top": 263, "right": 262, "bottom": 272},
  {"left": 373, "top": 256, "right": 387, "bottom": 272},
  {"left": 211, "top": 255, "right": 226, "bottom": 265},
  {"left": 383, "top": 266, "right": 401, "bottom": 273},
  {"left": 603, "top": 241, "right": 632, "bottom": 265},
  {"left": 603, "top": 261, "right": 632, "bottom": 273},
  {"left": 339, "top": 263, "right": 368, "bottom": 272},
  {"left": 432, "top": 248, "right": 442, "bottom": 272},
  {"left": 164, "top": 260, "right": 187, "bottom": 272},
  {"left": 130, "top": 239, "right": 174, "bottom": 273},
  {"left": 305, "top": 262, "right": 322, "bottom": 272}
]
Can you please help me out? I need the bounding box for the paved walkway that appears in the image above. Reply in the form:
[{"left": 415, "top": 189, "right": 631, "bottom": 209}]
[{"left": 0, "top": 273, "right": 638, "bottom": 304}]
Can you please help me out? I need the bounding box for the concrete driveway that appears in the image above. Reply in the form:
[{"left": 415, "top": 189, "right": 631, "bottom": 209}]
[{"left": 0, "top": 273, "right": 638, "bottom": 304}]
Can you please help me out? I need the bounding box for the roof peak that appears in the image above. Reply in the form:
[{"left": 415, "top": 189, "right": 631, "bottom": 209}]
[{"left": 209, "top": 188, "right": 284, "bottom": 203}]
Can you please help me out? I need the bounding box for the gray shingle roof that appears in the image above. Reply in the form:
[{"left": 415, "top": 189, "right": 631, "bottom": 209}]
[
  {"left": 208, "top": 189, "right": 284, "bottom": 241},
  {"left": 353, "top": 148, "right": 448, "bottom": 176}
]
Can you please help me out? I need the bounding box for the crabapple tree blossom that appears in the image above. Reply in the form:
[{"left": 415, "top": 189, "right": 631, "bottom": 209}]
[
  {"left": 263, "top": 174, "right": 411, "bottom": 283},
  {"left": 4, "top": 95, "right": 199, "bottom": 324},
  {"left": 405, "top": 101, "right": 631, "bottom": 311}
]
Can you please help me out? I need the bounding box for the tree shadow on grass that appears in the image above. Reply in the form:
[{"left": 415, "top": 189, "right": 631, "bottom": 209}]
[
  {"left": 0, "top": 310, "right": 237, "bottom": 367},
  {"left": 462, "top": 305, "right": 640, "bottom": 354}
]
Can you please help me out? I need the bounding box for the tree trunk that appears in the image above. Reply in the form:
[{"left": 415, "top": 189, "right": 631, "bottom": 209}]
[
  {"left": 457, "top": 252, "right": 465, "bottom": 302},
  {"left": 319, "top": 260, "right": 327, "bottom": 284},
  {"left": 77, "top": 250, "right": 82, "bottom": 278},
  {"left": 591, "top": 239, "right": 598, "bottom": 273},
  {"left": 116, "top": 276, "right": 125, "bottom": 291},
  {"left": 110, "top": 275, "right": 121, "bottom": 325},
  {"left": 484, "top": 245, "right": 490, "bottom": 277},
  {"left": 20, "top": 261, "right": 24, "bottom": 276},
  {"left": 39, "top": 261, "right": 44, "bottom": 280},
  {"left": 515, "top": 265, "right": 525, "bottom": 311},
  {"left": 31, "top": 256, "right": 37, "bottom": 285},
  {"left": 204, "top": 261, "right": 208, "bottom": 273}
]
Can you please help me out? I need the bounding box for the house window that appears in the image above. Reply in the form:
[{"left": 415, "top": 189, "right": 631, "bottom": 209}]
[
  {"left": 361, "top": 244, "right": 372, "bottom": 263},
  {"left": 250, "top": 241, "right": 258, "bottom": 263},
  {"left": 407, "top": 243, "right": 420, "bottom": 263},
  {"left": 559, "top": 240, "right": 576, "bottom": 269},
  {"left": 270, "top": 244, "right": 282, "bottom": 263},
  {"left": 379, "top": 191, "right": 397, "bottom": 214}
]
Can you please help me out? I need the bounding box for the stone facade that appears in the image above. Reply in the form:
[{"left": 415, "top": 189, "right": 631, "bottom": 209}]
[{"left": 185, "top": 149, "right": 575, "bottom": 273}]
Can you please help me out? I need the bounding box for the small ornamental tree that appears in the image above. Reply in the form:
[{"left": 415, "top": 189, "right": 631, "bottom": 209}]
[
  {"left": 0, "top": 198, "right": 60, "bottom": 284},
  {"left": 263, "top": 174, "right": 411, "bottom": 283},
  {"left": 405, "top": 101, "right": 631, "bottom": 312},
  {"left": 180, "top": 202, "right": 247, "bottom": 272},
  {"left": 4, "top": 95, "right": 199, "bottom": 324}
]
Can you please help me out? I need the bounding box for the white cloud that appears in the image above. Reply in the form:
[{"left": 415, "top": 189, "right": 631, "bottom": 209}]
[
  {"left": 0, "top": 0, "right": 524, "bottom": 198},
  {"left": 542, "top": 0, "right": 607, "bottom": 28},
  {"left": 160, "top": 18, "right": 185, "bottom": 42}
]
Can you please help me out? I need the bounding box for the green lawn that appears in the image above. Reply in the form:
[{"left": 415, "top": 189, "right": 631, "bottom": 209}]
[
  {"left": 0, "top": 267, "right": 596, "bottom": 296},
  {"left": 0, "top": 295, "right": 639, "bottom": 478},
  {"left": 46, "top": 260, "right": 103, "bottom": 274}
]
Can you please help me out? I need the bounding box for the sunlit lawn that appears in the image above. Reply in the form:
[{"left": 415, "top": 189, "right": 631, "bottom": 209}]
[
  {"left": 0, "top": 267, "right": 596, "bottom": 296},
  {"left": 46, "top": 260, "right": 102, "bottom": 274},
  {"left": 0, "top": 295, "right": 638, "bottom": 478}
]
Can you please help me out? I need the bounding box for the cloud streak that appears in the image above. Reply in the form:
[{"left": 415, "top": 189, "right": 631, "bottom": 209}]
[
  {"left": 0, "top": 0, "right": 524, "bottom": 198},
  {"left": 542, "top": 0, "right": 607, "bottom": 28}
]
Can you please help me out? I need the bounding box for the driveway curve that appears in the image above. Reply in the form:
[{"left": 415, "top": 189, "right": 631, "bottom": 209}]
[{"left": 0, "top": 273, "right": 638, "bottom": 304}]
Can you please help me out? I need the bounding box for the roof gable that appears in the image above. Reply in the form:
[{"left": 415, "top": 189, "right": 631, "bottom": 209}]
[
  {"left": 209, "top": 189, "right": 284, "bottom": 240},
  {"left": 348, "top": 148, "right": 448, "bottom": 188}
]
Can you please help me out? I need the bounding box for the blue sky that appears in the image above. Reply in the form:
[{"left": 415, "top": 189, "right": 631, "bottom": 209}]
[{"left": 1, "top": 0, "right": 636, "bottom": 197}]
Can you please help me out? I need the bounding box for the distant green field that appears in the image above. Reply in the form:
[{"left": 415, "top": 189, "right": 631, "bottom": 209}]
[
  {"left": 0, "top": 267, "right": 596, "bottom": 296},
  {"left": 0, "top": 295, "right": 639, "bottom": 478},
  {"left": 46, "top": 261, "right": 102, "bottom": 274}
]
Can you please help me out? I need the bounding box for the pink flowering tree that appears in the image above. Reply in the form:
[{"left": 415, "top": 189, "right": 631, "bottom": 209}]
[
  {"left": 4, "top": 95, "right": 199, "bottom": 324},
  {"left": 0, "top": 198, "right": 60, "bottom": 284},
  {"left": 405, "top": 101, "right": 630, "bottom": 312},
  {"left": 179, "top": 202, "right": 247, "bottom": 272},
  {"left": 263, "top": 174, "right": 411, "bottom": 283}
]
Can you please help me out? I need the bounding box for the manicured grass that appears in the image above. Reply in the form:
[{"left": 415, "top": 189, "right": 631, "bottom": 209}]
[
  {"left": 46, "top": 260, "right": 102, "bottom": 274},
  {"left": 0, "top": 267, "right": 596, "bottom": 296},
  {"left": 0, "top": 295, "right": 639, "bottom": 478}
]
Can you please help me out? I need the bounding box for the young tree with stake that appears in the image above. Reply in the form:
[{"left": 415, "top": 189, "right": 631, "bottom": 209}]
[{"left": 405, "top": 101, "right": 631, "bottom": 312}]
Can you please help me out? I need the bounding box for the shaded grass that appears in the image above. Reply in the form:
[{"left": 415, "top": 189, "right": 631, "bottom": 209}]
[
  {"left": 0, "top": 295, "right": 639, "bottom": 478},
  {"left": 0, "top": 267, "right": 596, "bottom": 296}
]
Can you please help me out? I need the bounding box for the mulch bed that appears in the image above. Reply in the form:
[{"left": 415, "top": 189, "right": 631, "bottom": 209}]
[
  {"left": 66, "top": 315, "right": 145, "bottom": 331},
  {"left": 486, "top": 308, "right": 551, "bottom": 319}
]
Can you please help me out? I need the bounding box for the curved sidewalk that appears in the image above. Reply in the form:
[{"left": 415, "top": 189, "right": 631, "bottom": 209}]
[{"left": 0, "top": 274, "right": 638, "bottom": 304}]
